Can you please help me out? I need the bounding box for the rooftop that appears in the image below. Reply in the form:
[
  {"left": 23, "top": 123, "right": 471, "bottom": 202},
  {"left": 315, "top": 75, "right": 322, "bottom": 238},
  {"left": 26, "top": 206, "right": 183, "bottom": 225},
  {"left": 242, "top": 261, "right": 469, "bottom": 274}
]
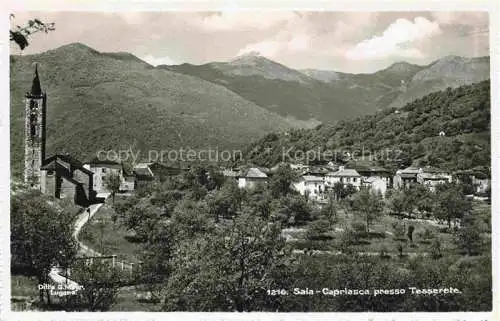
[
  {"left": 244, "top": 167, "right": 268, "bottom": 178},
  {"left": 327, "top": 168, "right": 360, "bottom": 177},
  {"left": 302, "top": 175, "right": 324, "bottom": 182}
]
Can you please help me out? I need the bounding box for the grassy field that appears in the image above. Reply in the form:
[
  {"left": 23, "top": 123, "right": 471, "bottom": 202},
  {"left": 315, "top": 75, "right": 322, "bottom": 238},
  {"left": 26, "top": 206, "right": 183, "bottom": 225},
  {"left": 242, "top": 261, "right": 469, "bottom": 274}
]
[{"left": 79, "top": 199, "right": 144, "bottom": 264}]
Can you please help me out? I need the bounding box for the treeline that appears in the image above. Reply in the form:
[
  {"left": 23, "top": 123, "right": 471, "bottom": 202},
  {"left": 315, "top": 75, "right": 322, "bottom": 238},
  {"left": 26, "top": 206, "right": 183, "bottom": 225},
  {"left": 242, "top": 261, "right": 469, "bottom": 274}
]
[{"left": 242, "top": 81, "right": 490, "bottom": 173}]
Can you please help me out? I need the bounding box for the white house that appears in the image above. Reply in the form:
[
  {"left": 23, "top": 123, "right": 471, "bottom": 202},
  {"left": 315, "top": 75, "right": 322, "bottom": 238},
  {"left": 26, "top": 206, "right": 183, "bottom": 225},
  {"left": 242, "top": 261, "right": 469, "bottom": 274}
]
[
  {"left": 293, "top": 175, "right": 325, "bottom": 200},
  {"left": 416, "top": 166, "right": 452, "bottom": 191},
  {"left": 325, "top": 166, "right": 361, "bottom": 189},
  {"left": 362, "top": 176, "right": 387, "bottom": 196},
  {"left": 471, "top": 175, "right": 490, "bottom": 194},
  {"left": 393, "top": 167, "right": 420, "bottom": 190},
  {"left": 238, "top": 167, "right": 268, "bottom": 189},
  {"left": 394, "top": 166, "right": 451, "bottom": 191}
]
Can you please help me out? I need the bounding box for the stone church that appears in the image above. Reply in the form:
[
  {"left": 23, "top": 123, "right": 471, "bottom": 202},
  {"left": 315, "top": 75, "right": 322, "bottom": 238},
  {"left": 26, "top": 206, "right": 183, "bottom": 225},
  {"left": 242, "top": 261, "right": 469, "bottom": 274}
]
[{"left": 24, "top": 65, "right": 98, "bottom": 206}]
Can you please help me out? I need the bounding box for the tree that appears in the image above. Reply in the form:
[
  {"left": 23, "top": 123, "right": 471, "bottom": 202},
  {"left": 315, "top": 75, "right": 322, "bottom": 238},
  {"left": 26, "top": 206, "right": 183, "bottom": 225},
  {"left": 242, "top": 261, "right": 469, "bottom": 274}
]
[
  {"left": 430, "top": 238, "right": 442, "bottom": 259},
  {"left": 332, "top": 182, "right": 345, "bottom": 200},
  {"left": 71, "top": 260, "right": 122, "bottom": 311},
  {"left": 389, "top": 190, "right": 406, "bottom": 217},
  {"left": 11, "top": 190, "right": 78, "bottom": 304},
  {"left": 306, "top": 219, "right": 332, "bottom": 241},
  {"left": 338, "top": 229, "right": 356, "bottom": 254},
  {"left": 320, "top": 190, "right": 337, "bottom": 222},
  {"left": 207, "top": 180, "right": 245, "bottom": 221},
  {"left": 136, "top": 223, "right": 173, "bottom": 302},
  {"left": 104, "top": 172, "right": 121, "bottom": 204},
  {"left": 272, "top": 195, "right": 313, "bottom": 226},
  {"left": 456, "top": 215, "right": 482, "bottom": 256},
  {"left": 269, "top": 164, "right": 299, "bottom": 198},
  {"left": 206, "top": 166, "right": 225, "bottom": 191},
  {"left": 163, "top": 214, "right": 292, "bottom": 311},
  {"left": 344, "top": 184, "right": 357, "bottom": 199},
  {"left": 352, "top": 189, "right": 384, "bottom": 233},
  {"left": 171, "top": 199, "right": 213, "bottom": 240},
  {"left": 10, "top": 15, "right": 55, "bottom": 50},
  {"left": 433, "top": 183, "right": 471, "bottom": 229},
  {"left": 407, "top": 225, "right": 415, "bottom": 243}
]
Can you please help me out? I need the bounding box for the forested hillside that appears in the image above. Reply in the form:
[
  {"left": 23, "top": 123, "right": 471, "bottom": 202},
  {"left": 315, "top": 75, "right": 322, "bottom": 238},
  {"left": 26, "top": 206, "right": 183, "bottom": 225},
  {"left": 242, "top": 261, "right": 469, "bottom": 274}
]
[{"left": 242, "top": 81, "right": 490, "bottom": 174}]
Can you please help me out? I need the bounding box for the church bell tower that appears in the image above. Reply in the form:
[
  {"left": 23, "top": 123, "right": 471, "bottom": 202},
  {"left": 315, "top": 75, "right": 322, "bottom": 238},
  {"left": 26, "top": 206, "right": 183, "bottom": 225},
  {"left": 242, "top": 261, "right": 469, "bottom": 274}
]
[{"left": 24, "top": 64, "right": 47, "bottom": 188}]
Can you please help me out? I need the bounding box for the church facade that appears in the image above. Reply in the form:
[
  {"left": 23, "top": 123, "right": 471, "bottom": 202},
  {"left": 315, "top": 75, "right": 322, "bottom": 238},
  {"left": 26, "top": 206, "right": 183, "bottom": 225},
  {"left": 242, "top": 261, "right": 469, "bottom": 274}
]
[{"left": 24, "top": 66, "right": 98, "bottom": 207}]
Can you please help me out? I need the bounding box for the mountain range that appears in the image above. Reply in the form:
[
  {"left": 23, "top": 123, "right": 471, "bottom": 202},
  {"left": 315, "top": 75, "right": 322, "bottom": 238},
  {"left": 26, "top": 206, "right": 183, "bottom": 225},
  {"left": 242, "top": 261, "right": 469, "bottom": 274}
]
[
  {"left": 10, "top": 43, "right": 490, "bottom": 177},
  {"left": 163, "top": 52, "right": 489, "bottom": 121}
]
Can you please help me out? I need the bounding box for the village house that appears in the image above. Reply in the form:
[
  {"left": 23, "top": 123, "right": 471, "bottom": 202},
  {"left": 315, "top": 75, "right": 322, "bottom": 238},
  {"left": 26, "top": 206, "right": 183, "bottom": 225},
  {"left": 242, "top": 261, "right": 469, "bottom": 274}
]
[
  {"left": 83, "top": 158, "right": 123, "bottom": 193},
  {"left": 324, "top": 166, "right": 362, "bottom": 190},
  {"left": 361, "top": 176, "right": 387, "bottom": 196},
  {"left": 222, "top": 168, "right": 241, "bottom": 182},
  {"left": 148, "top": 161, "right": 185, "bottom": 180},
  {"left": 40, "top": 154, "right": 98, "bottom": 207},
  {"left": 393, "top": 167, "right": 420, "bottom": 189},
  {"left": 454, "top": 167, "right": 490, "bottom": 194},
  {"left": 303, "top": 165, "right": 331, "bottom": 177},
  {"left": 416, "top": 166, "right": 452, "bottom": 191},
  {"left": 293, "top": 175, "right": 325, "bottom": 200},
  {"left": 133, "top": 163, "right": 155, "bottom": 189},
  {"left": 471, "top": 175, "right": 490, "bottom": 194},
  {"left": 238, "top": 167, "right": 268, "bottom": 189},
  {"left": 120, "top": 169, "right": 136, "bottom": 192},
  {"left": 394, "top": 166, "right": 451, "bottom": 190},
  {"left": 354, "top": 165, "right": 392, "bottom": 188}
]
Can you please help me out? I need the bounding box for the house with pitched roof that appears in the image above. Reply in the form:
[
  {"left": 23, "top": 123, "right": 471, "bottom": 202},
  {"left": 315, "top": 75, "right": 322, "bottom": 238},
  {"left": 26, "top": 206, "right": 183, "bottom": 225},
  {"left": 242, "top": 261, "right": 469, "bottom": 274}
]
[
  {"left": 40, "top": 154, "right": 98, "bottom": 206},
  {"left": 84, "top": 158, "right": 124, "bottom": 193},
  {"left": 393, "top": 167, "right": 420, "bottom": 189},
  {"left": 238, "top": 167, "right": 268, "bottom": 189},
  {"left": 133, "top": 163, "right": 155, "bottom": 189},
  {"left": 416, "top": 166, "right": 452, "bottom": 191},
  {"left": 394, "top": 166, "right": 451, "bottom": 190},
  {"left": 293, "top": 175, "right": 325, "bottom": 200},
  {"left": 353, "top": 164, "right": 392, "bottom": 188},
  {"left": 325, "top": 166, "right": 361, "bottom": 189}
]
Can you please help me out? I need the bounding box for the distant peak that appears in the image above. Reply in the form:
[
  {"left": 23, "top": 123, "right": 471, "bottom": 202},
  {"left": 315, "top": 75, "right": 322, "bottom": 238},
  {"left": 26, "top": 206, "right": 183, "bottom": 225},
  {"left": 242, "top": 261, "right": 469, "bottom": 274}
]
[
  {"left": 383, "top": 61, "right": 421, "bottom": 73},
  {"left": 239, "top": 51, "right": 262, "bottom": 57},
  {"left": 229, "top": 51, "right": 270, "bottom": 64},
  {"left": 59, "top": 42, "right": 95, "bottom": 50},
  {"left": 51, "top": 42, "right": 100, "bottom": 55}
]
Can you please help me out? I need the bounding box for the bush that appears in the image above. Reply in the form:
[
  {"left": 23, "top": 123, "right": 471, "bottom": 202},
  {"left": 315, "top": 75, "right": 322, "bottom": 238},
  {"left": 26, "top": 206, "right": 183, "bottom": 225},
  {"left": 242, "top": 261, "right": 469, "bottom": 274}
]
[
  {"left": 306, "top": 219, "right": 333, "bottom": 241},
  {"left": 351, "top": 222, "right": 366, "bottom": 235},
  {"left": 418, "top": 227, "right": 435, "bottom": 244},
  {"left": 430, "top": 238, "right": 442, "bottom": 259}
]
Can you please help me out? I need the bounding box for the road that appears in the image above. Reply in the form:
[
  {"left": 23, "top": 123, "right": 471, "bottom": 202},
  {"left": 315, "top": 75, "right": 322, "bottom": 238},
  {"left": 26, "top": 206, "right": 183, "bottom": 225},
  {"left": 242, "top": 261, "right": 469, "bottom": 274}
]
[{"left": 48, "top": 193, "right": 111, "bottom": 287}]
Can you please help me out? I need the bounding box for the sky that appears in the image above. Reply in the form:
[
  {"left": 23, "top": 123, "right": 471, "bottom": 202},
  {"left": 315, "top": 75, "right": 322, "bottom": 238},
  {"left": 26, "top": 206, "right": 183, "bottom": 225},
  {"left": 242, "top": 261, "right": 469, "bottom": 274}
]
[{"left": 10, "top": 11, "right": 489, "bottom": 73}]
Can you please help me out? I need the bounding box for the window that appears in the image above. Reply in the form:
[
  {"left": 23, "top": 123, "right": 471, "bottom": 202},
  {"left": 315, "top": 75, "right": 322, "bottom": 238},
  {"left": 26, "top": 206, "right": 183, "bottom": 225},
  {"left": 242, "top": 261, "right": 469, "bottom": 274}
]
[
  {"left": 353, "top": 178, "right": 357, "bottom": 182},
  {"left": 102, "top": 168, "right": 107, "bottom": 173},
  {"left": 47, "top": 170, "right": 54, "bottom": 176}
]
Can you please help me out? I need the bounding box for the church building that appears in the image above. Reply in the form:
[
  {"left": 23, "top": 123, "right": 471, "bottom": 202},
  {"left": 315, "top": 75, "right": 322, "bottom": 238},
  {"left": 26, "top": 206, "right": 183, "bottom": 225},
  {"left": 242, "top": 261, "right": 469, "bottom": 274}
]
[{"left": 24, "top": 65, "right": 98, "bottom": 206}]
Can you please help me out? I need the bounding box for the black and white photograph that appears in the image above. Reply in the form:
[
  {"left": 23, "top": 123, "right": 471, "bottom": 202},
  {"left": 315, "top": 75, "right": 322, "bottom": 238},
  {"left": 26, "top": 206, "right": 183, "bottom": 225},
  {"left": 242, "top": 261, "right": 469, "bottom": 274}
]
[{"left": 2, "top": 5, "right": 495, "bottom": 317}]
